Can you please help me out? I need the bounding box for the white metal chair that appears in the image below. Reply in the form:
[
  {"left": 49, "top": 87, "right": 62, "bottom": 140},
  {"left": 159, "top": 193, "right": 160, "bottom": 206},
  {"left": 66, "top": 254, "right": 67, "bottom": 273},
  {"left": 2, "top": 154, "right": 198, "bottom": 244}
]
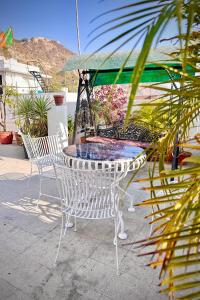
[
  {"left": 21, "top": 133, "right": 65, "bottom": 205},
  {"left": 54, "top": 163, "right": 128, "bottom": 275},
  {"left": 64, "top": 153, "right": 146, "bottom": 213}
]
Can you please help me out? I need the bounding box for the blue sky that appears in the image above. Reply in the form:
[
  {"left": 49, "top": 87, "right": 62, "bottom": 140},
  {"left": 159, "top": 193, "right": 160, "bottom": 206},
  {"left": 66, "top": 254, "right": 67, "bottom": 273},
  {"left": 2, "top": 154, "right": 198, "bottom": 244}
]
[{"left": 1, "top": 0, "right": 178, "bottom": 54}]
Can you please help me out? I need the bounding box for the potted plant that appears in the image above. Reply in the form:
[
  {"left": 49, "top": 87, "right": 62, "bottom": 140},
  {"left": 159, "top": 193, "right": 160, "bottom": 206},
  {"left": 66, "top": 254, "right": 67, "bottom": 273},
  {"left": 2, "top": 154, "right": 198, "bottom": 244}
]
[
  {"left": 16, "top": 94, "right": 52, "bottom": 137},
  {"left": 16, "top": 94, "right": 52, "bottom": 157},
  {"left": 0, "top": 86, "right": 18, "bottom": 144}
]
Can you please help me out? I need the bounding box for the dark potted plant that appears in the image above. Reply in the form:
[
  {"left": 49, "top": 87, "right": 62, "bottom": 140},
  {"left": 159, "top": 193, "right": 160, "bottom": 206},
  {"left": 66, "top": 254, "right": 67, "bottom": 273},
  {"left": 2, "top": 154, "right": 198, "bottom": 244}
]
[{"left": 0, "top": 87, "right": 18, "bottom": 144}]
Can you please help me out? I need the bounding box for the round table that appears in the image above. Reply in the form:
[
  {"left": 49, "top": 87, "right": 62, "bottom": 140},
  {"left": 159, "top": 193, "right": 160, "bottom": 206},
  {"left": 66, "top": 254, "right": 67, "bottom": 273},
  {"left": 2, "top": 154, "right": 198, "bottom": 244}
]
[
  {"left": 63, "top": 142, "right": 146, "bottom": 239},
  {"left": 63, "top": 142, "right": 146, "bottom": 172}
]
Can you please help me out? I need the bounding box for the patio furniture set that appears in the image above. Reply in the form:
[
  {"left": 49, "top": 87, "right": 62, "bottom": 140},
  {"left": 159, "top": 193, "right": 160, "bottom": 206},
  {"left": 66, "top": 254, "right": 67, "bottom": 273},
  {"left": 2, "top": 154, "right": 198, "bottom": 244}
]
[{"left": 21, "top": 130, "right": 146, "bottom": 275}]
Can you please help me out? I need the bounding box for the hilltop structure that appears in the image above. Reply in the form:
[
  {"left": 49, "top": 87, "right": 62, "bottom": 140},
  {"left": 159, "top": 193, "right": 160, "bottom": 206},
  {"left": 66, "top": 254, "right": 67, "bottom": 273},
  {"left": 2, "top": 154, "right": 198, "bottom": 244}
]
[{"left": 0, "top": 37, "right": 77, "bottom": 92}]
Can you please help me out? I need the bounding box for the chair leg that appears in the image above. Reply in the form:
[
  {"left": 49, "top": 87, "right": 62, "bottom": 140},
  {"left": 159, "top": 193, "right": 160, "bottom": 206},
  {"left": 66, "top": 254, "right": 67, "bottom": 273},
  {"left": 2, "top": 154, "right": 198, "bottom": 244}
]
[
  {"left": 56, "top": 179, "right": 74, "bottom": 229},
  {"left": 55, "top": 214, "right": 70, "bottom": 265},
  {"left": 117, "top": 211, "right": 128, "bottom": 240},
  {"left": 114, "top": 218, "right": 119, "bottom": 276},
  {"left": 63, "top": 214, "right": 70, "bottom": 236},
  {"left": 118, "top": 185, "right": 135, "bottom": 212}
]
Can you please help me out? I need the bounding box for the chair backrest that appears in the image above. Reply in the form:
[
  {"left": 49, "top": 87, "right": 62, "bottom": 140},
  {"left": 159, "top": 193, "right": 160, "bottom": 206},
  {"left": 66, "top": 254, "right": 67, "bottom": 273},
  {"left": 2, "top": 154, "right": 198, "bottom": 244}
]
[
  {"left": 54, "top": 164, "right": 126, "bottom": 219},
  {"left": 58, "top": 122, "right": 68, "bottom": 149},
  {"left": 32, "top": 135, "right": 62, "bottom": 158},
  {"left": 22, "top": 133, "right": 62, "bottom": 157}
]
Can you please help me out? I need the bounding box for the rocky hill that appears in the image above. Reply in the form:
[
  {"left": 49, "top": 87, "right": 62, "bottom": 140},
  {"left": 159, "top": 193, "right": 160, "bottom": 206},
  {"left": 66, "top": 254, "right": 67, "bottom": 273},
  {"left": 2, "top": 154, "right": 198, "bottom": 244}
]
[{"left": 0, "top": 37, "right": 78, "bottom": 91}]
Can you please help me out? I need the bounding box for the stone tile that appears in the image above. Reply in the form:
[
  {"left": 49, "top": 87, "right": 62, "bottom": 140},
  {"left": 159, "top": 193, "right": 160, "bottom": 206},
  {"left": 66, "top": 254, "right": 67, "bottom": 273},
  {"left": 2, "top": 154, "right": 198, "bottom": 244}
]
[
  {"left": 0, "top": 145, "right": 169, "bottom": 300},
  {"left": 0, "top": 226, "right": 41, "bottom": 254},
  {"left": 79, "top": 219, "right": 114, "bottom": 242},
  {"left": 8, "top": 290, "right": 34, "bottom": 300},
  {"left": 90, "top": 240, "right": 129, "bottom": 267},
  {"left": 62, "top": 258, "right": 108, "bottom": 297},
  {"left": 119, "top": 251, "right": 165, "bottom": 299},
  {"left": 0, "top": 278, "right": 19, "bottom": 299},
  {"left": 67, "top": 258, "right": 143, "bottom": 300},
  {"left": 60, "top": 233, "right": 99, "bottom": 259},
  {"left": 1, "top": 262, "right": 51, "bottom": 297}
]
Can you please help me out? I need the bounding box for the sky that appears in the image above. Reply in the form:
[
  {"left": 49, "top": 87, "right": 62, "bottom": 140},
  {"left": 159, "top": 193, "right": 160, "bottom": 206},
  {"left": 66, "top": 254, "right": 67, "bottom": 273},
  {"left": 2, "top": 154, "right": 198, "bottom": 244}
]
[{"left": 1, "top": 0, "right": 179, "bottom": 54}]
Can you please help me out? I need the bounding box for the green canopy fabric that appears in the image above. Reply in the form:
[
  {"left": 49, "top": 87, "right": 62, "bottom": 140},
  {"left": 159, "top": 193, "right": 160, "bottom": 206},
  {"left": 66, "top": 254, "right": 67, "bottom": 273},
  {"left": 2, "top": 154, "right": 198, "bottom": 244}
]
[{"left": 63, "top": 46, "right": 195, "bottom": 86}]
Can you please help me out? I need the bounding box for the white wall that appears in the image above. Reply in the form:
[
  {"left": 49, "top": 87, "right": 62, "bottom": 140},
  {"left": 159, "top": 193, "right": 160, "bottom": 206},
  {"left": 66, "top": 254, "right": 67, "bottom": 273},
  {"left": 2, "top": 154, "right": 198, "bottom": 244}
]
[
  {"left": 0, "top": 56, "right": 48, "bottom": 94},
  {"left": 43, "top": 91, "right": 77, "bottom": 119},
  {"left": 2, "top": 71, "right": 41, "bottom": 94},
  {"left": 5, "top": 91, "right": 77, "bottom": 133}
]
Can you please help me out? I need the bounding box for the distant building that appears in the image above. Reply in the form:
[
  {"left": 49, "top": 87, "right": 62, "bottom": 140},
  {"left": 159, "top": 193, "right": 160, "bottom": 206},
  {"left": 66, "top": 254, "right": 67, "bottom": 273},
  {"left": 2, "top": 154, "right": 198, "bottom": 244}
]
[{"left": 0, "top": 56, "right": 51, "bottom": 94}]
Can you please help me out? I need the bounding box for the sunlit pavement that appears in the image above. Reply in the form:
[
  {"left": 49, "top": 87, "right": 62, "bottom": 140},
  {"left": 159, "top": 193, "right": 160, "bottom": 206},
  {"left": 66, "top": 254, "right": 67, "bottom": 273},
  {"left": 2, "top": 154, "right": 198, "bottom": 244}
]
[{"left": 0, "top": 144, "right": 166, "bottom": 300}]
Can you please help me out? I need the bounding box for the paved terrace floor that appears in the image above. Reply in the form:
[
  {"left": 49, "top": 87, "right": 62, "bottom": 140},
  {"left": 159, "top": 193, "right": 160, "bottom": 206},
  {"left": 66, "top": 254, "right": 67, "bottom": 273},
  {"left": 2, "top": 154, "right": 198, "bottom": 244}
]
[{"left": 0, "top": 144, "right": 166, "bottom": 300}]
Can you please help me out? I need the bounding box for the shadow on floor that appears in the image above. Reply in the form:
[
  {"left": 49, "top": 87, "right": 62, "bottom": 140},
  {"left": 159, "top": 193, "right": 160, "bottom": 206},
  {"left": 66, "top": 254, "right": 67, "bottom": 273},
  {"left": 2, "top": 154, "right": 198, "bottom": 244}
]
[{"left": 0, "top": 173, "right": 61, "bottom": 225}]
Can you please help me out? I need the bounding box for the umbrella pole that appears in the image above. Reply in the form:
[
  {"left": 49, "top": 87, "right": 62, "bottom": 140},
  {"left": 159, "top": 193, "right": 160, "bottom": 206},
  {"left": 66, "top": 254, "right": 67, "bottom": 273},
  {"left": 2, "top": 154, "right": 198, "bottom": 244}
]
[
  {"left": 165, "top": 70, "right": 182, "bottom": 175},
  {"left": 72, "top": 76, "right": 82, "bottom": 144},
  {"left": 85, "top": 79, "right": 94, "bottom": 128}
]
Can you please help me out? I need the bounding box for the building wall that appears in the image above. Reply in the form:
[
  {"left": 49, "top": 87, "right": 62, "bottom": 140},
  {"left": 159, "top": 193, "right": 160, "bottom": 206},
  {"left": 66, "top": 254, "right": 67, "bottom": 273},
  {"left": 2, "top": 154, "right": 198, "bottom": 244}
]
[
  {"left": 2, "top": 71, "right": 41, "bottom": 94},
  {"left": 6, "top": 91, "right": 77, "bottom": 133},
  {"left": 0, "top": 57, "right": 44, "bottom": 94}
]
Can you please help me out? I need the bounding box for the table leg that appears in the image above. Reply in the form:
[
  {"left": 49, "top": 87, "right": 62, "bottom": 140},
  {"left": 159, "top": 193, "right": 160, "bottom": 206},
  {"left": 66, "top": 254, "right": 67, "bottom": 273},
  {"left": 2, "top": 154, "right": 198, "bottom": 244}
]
[
  {"left": 65, "top": 215, "right": 74, "bottom": 229},
  {"left": 117, "top": 211, "right": 128, "bottom": 240},
  {"left": 65, "top": 222, "right": 74, "bottom": 229},
  {"left": 118, "top": 185, "right": 135, "bottom": 212}
]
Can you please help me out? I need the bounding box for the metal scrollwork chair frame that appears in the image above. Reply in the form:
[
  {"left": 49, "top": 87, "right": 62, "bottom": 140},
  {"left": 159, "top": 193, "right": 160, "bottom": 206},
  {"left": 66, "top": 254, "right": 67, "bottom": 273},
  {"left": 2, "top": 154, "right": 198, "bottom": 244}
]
[{"left": 54, "top": 163, "right": 129, "bottom": 275}]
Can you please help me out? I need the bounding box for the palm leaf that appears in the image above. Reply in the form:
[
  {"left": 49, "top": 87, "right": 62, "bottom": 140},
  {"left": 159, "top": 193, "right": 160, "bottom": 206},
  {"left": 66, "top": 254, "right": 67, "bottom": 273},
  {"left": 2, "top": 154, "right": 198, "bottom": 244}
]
[{"left": 91, "top": 1, "right": 200, "bottom": 298}]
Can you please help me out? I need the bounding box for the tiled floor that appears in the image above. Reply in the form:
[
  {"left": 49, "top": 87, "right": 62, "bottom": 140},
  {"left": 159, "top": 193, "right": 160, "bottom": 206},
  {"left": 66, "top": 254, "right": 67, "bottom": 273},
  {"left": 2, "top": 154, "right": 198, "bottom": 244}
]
[{"left": 0, "top": 144, "right": 166, "bottom": 300}]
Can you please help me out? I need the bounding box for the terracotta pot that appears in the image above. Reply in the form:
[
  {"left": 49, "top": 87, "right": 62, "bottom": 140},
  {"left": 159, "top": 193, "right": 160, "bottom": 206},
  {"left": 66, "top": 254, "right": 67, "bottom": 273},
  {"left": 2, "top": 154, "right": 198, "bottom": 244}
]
[
  {"left": 14, "top": 132, "right": 23, "bottom": 146},
  {"left": 165, "top": 150, "right": 192, "bottom": 163},
  {"left": 0, "top": 131, "right": 13, "bottom": 144},
  {"left": 179, "top": 151, "right": 192, "bottom": 163},
  {"left": 148, "top": 150, "right": 192, "bottom": 163},
  {"left": 53, "top": 95, "right": 64, "bottom": 106}
]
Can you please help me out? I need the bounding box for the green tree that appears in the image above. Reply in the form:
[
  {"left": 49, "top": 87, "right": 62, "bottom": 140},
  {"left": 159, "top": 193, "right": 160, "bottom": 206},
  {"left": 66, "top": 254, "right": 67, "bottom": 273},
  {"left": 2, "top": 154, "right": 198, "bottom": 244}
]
[{"left": 93, "top": 1, "right": 200, "bottom": 298}]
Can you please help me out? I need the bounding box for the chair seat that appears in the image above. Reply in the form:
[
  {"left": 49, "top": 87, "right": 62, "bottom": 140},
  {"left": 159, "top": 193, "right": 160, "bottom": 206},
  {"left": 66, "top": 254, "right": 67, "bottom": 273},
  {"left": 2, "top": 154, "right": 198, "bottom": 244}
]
[
  {"left": 34, "top": 153, "right": 64, "bottom": 168},
  {"left": 63, "top": 201, "right": 115, "bottom": 219}
]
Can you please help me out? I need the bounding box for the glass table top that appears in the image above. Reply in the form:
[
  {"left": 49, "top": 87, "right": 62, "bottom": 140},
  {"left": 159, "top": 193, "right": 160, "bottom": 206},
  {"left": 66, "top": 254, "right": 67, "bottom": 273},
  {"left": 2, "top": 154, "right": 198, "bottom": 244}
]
[{"left": 63, "top": 142, "right": 143, "bottom": 161}]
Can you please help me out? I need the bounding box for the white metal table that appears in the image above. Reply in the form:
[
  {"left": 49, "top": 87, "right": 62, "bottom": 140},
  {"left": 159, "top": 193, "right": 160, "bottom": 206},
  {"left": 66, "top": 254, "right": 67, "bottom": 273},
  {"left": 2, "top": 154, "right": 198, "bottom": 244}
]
[{"left": 63, "top": 142, "right": 146, "bottom": 239}]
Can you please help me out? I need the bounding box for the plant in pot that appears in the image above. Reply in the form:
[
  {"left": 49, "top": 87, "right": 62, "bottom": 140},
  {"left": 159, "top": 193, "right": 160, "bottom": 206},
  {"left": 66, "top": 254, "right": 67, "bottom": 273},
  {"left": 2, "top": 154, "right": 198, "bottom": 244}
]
[
  {"left": 30, "top": 95, "right": 52, "bottom": 137},
  {"left": 0, "top": 86, "right": 18, "bottom": 144},
  {"left": 16, "top": 94, "right": 52, "bottom": 157}
]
